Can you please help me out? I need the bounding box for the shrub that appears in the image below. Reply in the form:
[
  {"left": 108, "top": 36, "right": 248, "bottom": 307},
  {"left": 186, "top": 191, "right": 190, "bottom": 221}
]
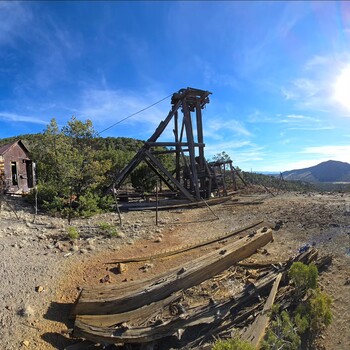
[
  {"left": 66, "top": 226, "right": 79, "bottom": 240},
  {"left": 288, "top": 262, "right": 318, "bottom": 290},
  {"left": 78, "top": 192, "right": 102, "bottom": 217},
  {"left": 27, "top": 183, "right": 59, "bottom": 207},
  {"left": 261, "top": 308, "right": 301, "bottom": 350},
  {"left": 295, "top": 289, "right": 332, "bottom": 335},
  {"left": 263, "top": 263, "right": 332, "bottom": 349},
  {"left": 98, "top": 222, "right": 120, "bottom": 237},
  {"left": 212, "top": 338, "right": 256, "bottom": 350},
  {"left": 42, "top": 195, "right": 65, "bottom": 214}
]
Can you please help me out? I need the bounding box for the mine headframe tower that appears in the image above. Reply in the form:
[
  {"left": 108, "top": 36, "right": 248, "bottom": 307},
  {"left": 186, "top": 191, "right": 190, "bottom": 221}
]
[{"left": 113, "top": 87, "right": 231, "bottom": 201}]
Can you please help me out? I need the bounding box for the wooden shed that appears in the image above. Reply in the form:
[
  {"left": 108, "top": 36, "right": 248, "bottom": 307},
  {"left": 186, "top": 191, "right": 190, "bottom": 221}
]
[{"left": 0, "top": 140, "right": 35, "bottom": 194}]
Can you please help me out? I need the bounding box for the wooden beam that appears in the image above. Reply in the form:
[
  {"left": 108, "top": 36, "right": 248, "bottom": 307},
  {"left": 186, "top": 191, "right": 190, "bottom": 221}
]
[
  {"left": 143, "top": 158, "right": 175, "bottom": 192},
  {"left": 182, "top": 100, "right": 200, "bottom": 199},
  {"left": 76, "top": 293, "right": 181, "bottom": 328},
  {"left": 71, "top": 228, "right": 273, "bottom": 316},
  {"left": 242, "top": 273, "right": 282, "bottom": 347},
  {"left": 145, "top": 150, "right": 194, "bottom": 202},
  {"left": 73, "top": 254, "right": 278, "bottom": 345},
  {"left": 145, "top": 142, "right": 205, "bottom": 147}
]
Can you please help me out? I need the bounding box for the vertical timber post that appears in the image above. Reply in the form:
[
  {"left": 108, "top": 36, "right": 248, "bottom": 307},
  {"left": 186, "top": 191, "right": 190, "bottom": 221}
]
[{"left": 182, "top": 99, "right": 200, "bottom": 200}]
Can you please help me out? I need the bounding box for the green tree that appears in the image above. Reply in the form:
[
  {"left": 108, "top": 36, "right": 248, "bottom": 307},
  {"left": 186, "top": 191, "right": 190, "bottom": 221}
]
[{"left": 212, "top": 151, "right": 232, "bottom": 163}]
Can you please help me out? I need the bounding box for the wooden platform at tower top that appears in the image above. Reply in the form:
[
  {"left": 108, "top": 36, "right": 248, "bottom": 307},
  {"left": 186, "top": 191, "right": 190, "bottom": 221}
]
[{"left": 113, "top": 87, "right": 238, "bottom": 202}]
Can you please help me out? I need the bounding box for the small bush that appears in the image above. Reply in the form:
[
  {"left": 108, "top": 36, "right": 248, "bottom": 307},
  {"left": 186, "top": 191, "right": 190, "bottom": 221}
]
[
  {"left": 98, "top": 222, "right": 120, "bottom": 237},
  {"left": 262, "top": 308, "right": 301, "bottom": 350},
  {"left": 295, "top": 289, "right": 332, "bottom": 334},
  {"left": 288, "top": 262, "right": 318, "bottom": 290},
  {"left": 212, "top": 338, "right": 256, "bottom": 350},
  {"left": 78, "top": 192, "right": 102, "bottom": 217},
  {"left": 66, "top": 226, "right": 79, "bottom": 240},
  {"left": 27, "top": 183, "right": 60, "bottom": 207},
  {"left": 42, "top": 195, "right": 65, "bottom": 214}
]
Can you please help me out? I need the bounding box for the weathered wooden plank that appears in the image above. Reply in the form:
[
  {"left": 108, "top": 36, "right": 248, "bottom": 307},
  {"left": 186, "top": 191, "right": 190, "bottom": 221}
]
[
  {"left": 76, "top": 292, "right": 181, "bottom": 327},
  {"left": 72, "top": 229, "right": 273, "bottom": 316},
  {"left": 145, "top": 150, "right": 194, "bottom": 201},
  {"left": 73, "top": 264, "right": 279, "bottom": 344},
  {"left": 126, "top": 194, "right": 232, "bottom": 211},
  {"left": 113, "top": 219, "right": 268, "bottom": 263},
  {"left": 64, "top": 340, "right": 96, "bottom": 350},
  {"left": 242, "top": 273, "right": 282, "bottom": 347}
]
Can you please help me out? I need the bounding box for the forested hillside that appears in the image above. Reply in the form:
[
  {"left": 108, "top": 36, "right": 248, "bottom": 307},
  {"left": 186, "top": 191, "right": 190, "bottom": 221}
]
[{"left": 0, "top": 117, "right": 172, "bottom": 218}]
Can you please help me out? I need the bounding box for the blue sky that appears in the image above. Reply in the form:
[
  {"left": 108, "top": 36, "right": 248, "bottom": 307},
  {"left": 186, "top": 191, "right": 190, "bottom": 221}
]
[{"left": 1, "top": 1, "right": 350, "bottom": 172}]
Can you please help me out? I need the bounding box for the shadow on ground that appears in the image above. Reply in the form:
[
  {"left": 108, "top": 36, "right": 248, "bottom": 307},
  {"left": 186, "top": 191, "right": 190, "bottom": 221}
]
[{"left": 41, "top": 301, "right": 76, "bottom": 349}]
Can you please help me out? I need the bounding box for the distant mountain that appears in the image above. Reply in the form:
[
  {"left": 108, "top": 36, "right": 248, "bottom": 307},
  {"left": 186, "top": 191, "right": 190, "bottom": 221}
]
[{"left": 282, "top": 160, "right": 350, "bottom": 183}]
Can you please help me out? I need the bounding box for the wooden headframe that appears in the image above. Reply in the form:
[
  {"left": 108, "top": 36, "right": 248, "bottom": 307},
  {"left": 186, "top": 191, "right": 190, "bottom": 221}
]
[{"left": 114, "top": 87, "right": 214, "bottom": 201}]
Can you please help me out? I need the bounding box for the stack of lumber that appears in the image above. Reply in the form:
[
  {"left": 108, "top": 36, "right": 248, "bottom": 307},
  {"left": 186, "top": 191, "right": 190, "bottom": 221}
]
[{"left": 69, "top": 227, "right": 331, "bottom": 349}]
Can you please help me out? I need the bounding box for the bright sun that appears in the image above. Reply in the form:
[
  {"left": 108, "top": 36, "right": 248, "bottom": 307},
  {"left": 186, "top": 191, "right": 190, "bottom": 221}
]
[{"left": 334, "top": 65, "right": 350, "bottom": 110}]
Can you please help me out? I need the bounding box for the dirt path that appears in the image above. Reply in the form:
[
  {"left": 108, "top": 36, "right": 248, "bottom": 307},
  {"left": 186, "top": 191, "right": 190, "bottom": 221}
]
[{"left": 0, "top": 192, "right": 349, "bottom": 349}]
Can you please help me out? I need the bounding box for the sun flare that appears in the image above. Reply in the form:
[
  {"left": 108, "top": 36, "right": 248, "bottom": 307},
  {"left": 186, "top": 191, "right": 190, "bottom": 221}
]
[{"left": 334, "top": 65, "right": 350, "bottom": 110}]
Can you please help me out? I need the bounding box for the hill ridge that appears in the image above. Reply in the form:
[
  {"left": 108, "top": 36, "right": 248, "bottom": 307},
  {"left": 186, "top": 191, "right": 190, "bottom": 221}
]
[{"left": 282, "top": 160, "right": 350, "bottom": 183}]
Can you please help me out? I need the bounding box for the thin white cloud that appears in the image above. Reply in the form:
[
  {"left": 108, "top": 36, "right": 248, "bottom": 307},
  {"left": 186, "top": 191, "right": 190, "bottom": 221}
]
[
  {"left": 0, "top": 112, "right": 48, "bottom": 125},
  {"left": 0, "top": 2, "right": 32, "bottom": 46},
  {"left": 304, "top": 55, "right": 330, "bottom": 71},
  {"left": 194, "top": 57, "right": 239, "bottom": 89},
  {"left": 277, "top": 2, "right": 310, "bottom": 38},
  {"left": 301, "top": 145, "right": 350, "bottom": 161},
  {"left": 248, "top": 111, "right": 332, "bottom": 131},
  {"left": 282, "top": 78, "right": 321, "bottom": 102},
  {"left": 205, "top": 140, "right": 264, "bottom": 164},
  {"left": 288, "top": 126, "right": 335, "bottom": 131},
  {"left": 281, "top": 53, "right": 350, "bottom": 113},
  {"left": 280, "top": 114, "right": 321, "bottom": 123},
  {"left": 205, "top": 118, "right": 252, "bottom": 138},
  {"left": 77, "top": 88, "right": 173, "bottom": 138}
]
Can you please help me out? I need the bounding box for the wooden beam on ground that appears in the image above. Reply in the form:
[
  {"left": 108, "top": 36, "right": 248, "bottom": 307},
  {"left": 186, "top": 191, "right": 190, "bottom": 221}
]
[
  {"left": 112, "top": 220, "right": 268, "bottom": 263},
  {"left": 76, "top": 293, "right": 181, "bottom": 328},
  {"left": 242, "top": 273, "right": 282, "bottom": 347},
  {"left": 71, "top": 229, "right": 273, "bottom": 316},
  {"left": 73, "top": 264, "right": 282, "bottom": 345}
]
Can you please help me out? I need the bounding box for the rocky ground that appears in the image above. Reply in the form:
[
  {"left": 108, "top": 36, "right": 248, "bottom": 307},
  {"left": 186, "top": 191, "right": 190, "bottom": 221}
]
[{"left": 0, "top": 190, "right": 349, "bottom": 350}]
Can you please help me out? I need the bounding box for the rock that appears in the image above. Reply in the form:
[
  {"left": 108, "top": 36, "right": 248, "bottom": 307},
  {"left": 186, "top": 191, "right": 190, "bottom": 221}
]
[
  {"left": 18, "top": 305, "right": 35, "bottom": 318},
  {"left": 22, "top": 340, "right": 30, "bottom": 347},
  {"left": 117, "top": 232, "right": 125, "bottom": 239},
  {"left": 80, "top": 248, "right": 88, "bottom": 254},
  {"left": 35, "top": 286, "right": 44, "bottom": 293},
  {"left": 100, "top": 274, "right": 111, "bottom": 283},
  {"left": 155, "top": 237, "right": 162, "bottom": 243},
  {"left": 70, "top": 244, "right": 79, "bottom": 252},
  {"left": 115, "top": 263, "right": 127, "bottom": 274},
  {"left": 140, "top": 263, "right": 154, "bottom": 272}
]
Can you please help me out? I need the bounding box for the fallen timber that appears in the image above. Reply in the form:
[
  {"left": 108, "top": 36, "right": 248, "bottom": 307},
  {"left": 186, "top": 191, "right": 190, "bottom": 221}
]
[
  {"left": 112, "top": 219, "right": 269, "bottom": 264},
  {"left": 242, "top": 273, "right": 282, "bottom": 346},
  {"left": 125, "top": 195, "right": 234, "bottom": 211},
  {"left": 72, "top": 248, "right": 332, "bottom": 347},
  {"left": 72, "top": 228, "right": 273, "bottom": 316}
]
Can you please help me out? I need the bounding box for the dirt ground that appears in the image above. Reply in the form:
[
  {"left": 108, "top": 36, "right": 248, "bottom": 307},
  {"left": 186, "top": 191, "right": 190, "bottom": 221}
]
[{"left": 0, "top": 190, "right": 349, "bottom": 350}]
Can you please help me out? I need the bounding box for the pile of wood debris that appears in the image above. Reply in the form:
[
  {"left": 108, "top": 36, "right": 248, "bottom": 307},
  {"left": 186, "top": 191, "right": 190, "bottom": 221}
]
[{"left": 68, "top": 225, "right": 332, "bottom": 349}]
